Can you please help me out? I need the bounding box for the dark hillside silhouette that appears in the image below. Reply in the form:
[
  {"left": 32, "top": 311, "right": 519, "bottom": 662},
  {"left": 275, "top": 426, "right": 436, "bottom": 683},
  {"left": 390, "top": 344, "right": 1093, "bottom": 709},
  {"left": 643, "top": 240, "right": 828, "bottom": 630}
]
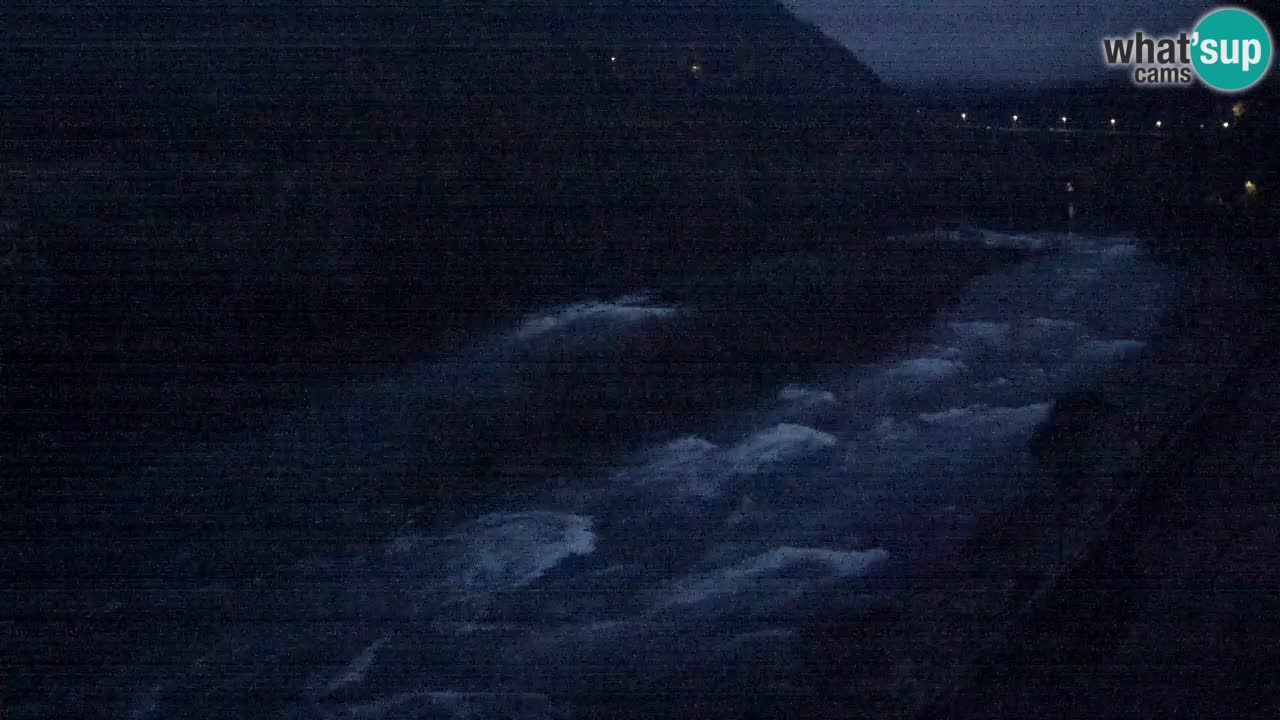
[{"left": 2, "top": 1, "right": 887, "bottom": 449}]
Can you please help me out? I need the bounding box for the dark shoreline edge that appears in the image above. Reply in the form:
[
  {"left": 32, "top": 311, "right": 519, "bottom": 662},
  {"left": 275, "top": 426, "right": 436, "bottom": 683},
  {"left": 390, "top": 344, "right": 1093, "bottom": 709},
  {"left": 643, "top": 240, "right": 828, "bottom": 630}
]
[{"left": 908, "top": 253, "right": 1277, "bottom": 718}]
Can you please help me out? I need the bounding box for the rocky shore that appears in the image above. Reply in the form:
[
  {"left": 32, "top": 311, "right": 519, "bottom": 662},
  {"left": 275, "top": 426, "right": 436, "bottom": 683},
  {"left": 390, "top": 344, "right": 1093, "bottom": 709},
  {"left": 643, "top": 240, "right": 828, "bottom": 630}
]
[{"left": 908, "top": 254, "right": 1280, "bottom": 718}]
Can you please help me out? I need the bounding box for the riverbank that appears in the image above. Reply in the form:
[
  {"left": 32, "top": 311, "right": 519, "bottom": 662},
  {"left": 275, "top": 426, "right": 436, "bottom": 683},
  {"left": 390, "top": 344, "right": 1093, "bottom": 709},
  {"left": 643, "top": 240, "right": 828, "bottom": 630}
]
[{"left": 907, "top": 252, "right": 1280, "bottom": 718}]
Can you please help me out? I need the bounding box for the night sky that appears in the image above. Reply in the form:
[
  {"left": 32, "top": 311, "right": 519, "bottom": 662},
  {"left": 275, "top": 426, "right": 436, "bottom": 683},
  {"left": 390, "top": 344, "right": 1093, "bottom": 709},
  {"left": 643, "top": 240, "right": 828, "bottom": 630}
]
[{"left": 784, "top": 0, "right": 1218, "bottom": 88}]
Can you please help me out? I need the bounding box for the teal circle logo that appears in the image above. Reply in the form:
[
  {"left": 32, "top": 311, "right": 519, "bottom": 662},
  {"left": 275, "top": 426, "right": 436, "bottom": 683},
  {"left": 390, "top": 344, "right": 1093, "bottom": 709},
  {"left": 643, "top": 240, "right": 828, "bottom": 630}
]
[{"left": 1192, "top": 7, "right": 1273, "bottom": 92}]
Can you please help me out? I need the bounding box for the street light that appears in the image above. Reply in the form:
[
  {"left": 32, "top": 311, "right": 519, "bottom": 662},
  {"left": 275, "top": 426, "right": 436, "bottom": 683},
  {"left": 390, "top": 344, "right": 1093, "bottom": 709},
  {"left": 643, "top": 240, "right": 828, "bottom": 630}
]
[
  {"left": 961, "top": 112, "right": 967, "bottom": 121},
  {"left": 1222, "top": 121, "right": 1230, "bottom": 128},
  {"left": 1156, "top": 120, "right": 1163, "bottom": 128},
  {"left": 1110, "top": 118, "right": 1116, "bottom": 126}
]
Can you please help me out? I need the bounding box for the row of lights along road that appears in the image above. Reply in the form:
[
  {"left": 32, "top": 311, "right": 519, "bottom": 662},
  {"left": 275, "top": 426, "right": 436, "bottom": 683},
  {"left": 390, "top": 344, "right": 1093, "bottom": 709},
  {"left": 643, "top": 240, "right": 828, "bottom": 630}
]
[
  {"left": 611, "top": 56, "right": 702, "bottom": 74},
  {"left": 957, "top": 113, "right": 1233, "bottom": 130},
  {"left": 608, "top": 56, "right": 1243, "bottom": 130}
]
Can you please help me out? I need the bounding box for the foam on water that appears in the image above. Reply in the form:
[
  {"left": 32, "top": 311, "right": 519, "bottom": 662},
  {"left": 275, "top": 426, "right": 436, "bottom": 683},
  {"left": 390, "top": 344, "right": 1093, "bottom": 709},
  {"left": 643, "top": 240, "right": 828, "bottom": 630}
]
[
  {"left": 612, "top": 436, "right": 720, "bottom": 498},
  {"left": 893, "top": 226, "right": 1146, "bottom": 257},
  {"left": 387, "top": 512, "right": 596, "bottom": 609},
  {"left": 885, "top": 357, "right": 968, "bottom": 380},
  {"left": 778, "top": 385, "right": 839, "bottom": 406},
  {"left": 976, "top": 228, "right": 1057, "bottom": 250},
  {"left": 1030, "top": 317, "right": 1082, "bottom": 333},
  {"left": 1101, "top": 243, "right": 1141, "bottom": 259},
  {"left": 443, "top": 512, "right": 595, "bottom": 594},
  {"left": 868, "top": 417, "right": 920, "bottom": 445},
  {"left": 511, "top": 294, "right": 677, "bottom": 341},
  {"left": 612, "top": 425, "right": 836, "bottom": 499},
  {"left": 889, "top": 226, "right": 1057, "bottom": 251},
  {"left": 658, "top": 546, "right": 890, "bottom": 610},
  {"left": 720, "top": 424, "right": 838, "bottom": 475},
  {"left": 917, "top": 402, "right": 1053, "bottom": 437},
  {"left": 949, "top": 321, "right": 1011, "bottom": 343},
  {"left": 1077, "top": 339, "right": 1147, "bottom": 361},
  {"left": 319, "top": 636, "right": 390, "bottom": 696}
]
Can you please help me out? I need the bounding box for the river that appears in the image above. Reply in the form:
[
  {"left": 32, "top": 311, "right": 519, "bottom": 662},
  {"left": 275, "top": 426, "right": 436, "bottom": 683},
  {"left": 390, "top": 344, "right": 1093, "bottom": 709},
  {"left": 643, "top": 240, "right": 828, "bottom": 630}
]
[{"left": 19, "top": 228, "right": 1178, "bottom": 720}]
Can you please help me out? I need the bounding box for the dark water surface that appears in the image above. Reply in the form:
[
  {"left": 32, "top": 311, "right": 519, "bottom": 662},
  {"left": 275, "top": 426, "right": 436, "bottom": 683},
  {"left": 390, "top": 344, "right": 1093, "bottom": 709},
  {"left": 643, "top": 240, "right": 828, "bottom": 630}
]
[{"left": 7, "top": 229, "right": 1178, "bottom": 719}]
